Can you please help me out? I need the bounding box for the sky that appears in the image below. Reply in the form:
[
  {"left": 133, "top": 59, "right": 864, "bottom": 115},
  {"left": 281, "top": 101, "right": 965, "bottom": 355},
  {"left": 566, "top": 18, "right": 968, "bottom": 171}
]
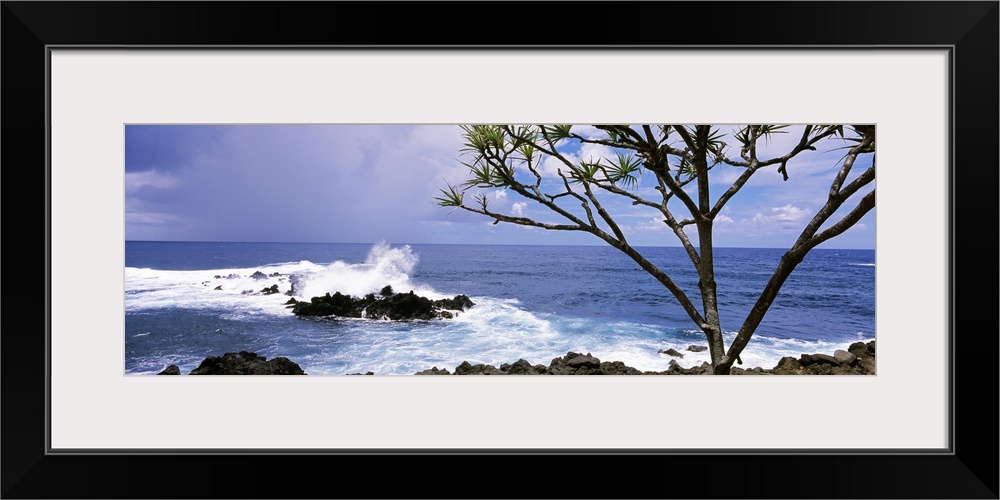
[{"left": 125, "top": 124, "right": 875, "bottom": 249}]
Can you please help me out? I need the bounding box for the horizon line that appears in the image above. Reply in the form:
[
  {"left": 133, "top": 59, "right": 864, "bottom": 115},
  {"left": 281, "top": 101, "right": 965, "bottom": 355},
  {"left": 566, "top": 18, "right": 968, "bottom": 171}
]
[{"left": 124, "top": 240, "right": 876, "bottom": 251}]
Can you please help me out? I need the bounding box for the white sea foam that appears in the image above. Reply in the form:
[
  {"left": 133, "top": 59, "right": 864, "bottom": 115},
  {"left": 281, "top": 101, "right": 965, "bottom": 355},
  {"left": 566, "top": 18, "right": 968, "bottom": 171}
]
[
  {"left": 297, "top": 242, "right": 441, "bottom": 300},
  {"left": 125, "top": 242, "right": 444, "bottom": 316}
]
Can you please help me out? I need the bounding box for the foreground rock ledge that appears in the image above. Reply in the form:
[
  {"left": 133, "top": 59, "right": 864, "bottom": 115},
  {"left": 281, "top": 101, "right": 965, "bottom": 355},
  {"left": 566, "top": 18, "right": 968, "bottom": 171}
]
[
  {"left": 156, "top": 341, "right": 874, "bottom": 376},
  {"left": 158, "top": 351, "right": 306, "bottom": 375},
  {"left": 415, "top": 341, "right": 876, "bottom": 375}
]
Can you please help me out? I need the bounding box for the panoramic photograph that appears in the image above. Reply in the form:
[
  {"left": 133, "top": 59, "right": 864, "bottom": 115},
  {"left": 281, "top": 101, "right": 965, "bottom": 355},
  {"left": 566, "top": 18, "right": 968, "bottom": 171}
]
[{"left": 125, "top": 124, "right": 876, "bottom": 376}]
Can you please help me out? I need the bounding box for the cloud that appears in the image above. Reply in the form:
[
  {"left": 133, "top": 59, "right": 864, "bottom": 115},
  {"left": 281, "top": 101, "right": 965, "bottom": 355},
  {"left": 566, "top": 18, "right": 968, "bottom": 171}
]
[
  {"left": 715, "top": 214, "right": 735, "bottom": 223},
  {"left": 125, "top": 212, "right": 183, "bottom": 225},
  {"left": 754, "top": 204, "right": 811, "bottom": 223},
  {"left": 632, "top": 217, "right": 669, "bottom": 232},
  {"left": 125, "top": 170, "right": 180, "bottom": 191},
  {"left": 708, "top": 166, "right": 745, "bottom": 186},
  {"left": 511, "top": 202, "right": 527, "bottom": 216}
]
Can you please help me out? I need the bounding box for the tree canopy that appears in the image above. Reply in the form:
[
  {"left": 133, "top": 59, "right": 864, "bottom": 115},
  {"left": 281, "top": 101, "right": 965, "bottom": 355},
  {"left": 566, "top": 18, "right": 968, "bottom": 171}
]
[{"left": 437, "top": 124, "right": 875, "bottom": 374}]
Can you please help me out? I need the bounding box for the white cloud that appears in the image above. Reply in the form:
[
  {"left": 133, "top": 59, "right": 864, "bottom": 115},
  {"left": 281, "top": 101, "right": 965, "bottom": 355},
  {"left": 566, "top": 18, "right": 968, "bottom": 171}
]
[
  {"left": 511, "top": 202, "right": 527, "bottom": 216},
  {"left": 752, "top": 204, "right": 810, "bottom": 224},
  {"left": 708, "top": 166, "right": 744, "bottom": 186},
  {"left": 537, "top": 153, "right": 571, "bottom": 178},
  {"left": 125, "top": 170, "right": 180, "bottom": 191},
  {"left": 771, "top": 204, "right": 810, "bottom": 222},
  {"left": 494, "top": 190, "right": 507, "bottom": 200},
  {"left": 633, "top": 217, "right": 669, "bottom": 232},
  {"left": 716, "top": 214, "right": 735, "bottom": 223},
  {"left": 569, "top": 125, "right": 604, "bottom": 140}
]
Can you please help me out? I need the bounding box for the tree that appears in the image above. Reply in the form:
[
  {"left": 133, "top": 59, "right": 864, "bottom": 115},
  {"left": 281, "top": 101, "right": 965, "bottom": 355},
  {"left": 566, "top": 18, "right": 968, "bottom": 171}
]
[{"left": 436, "top": 124, "right": 875, "bottom": 374}]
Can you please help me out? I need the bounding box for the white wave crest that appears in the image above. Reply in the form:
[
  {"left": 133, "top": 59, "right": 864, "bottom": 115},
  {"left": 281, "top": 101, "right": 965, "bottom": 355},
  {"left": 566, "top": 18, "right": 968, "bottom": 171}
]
[
  {"left": 297, "top": 241, "right": 440, "bottom": 299},
  {"left": 125, "top": 242, "right": 443, "bottom": 316}
]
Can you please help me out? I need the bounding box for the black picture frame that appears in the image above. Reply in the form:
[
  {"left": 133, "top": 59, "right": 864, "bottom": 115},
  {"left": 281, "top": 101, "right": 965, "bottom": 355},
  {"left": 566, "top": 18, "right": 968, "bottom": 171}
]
[{"left": 3, "top": 2, "right": 997, "bottom": 498}]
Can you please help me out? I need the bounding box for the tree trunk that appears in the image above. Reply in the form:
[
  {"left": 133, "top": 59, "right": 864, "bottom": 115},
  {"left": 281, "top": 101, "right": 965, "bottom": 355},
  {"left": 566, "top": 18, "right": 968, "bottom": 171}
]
[
  {"left": 690, "top": 141, "right": 729, "bottom": 375},
  {"left": 696, "top": 219, "right": 728, "bottom": 374}
]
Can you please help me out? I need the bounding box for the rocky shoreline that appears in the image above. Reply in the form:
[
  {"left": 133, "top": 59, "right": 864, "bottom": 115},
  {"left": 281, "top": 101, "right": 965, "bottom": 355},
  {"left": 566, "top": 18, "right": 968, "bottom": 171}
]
[
  {"left": 415, "top": 340, "right": 875, "bottom": 375},
  {"left": 158, "top": 341, "right": 874, "bottom": 375}
]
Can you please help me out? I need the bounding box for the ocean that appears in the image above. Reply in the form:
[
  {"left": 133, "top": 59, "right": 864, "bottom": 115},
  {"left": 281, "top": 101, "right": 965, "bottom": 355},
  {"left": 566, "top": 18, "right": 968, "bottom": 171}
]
[{"left": 124, "top": 241, "right": 875, "bottom": 375}]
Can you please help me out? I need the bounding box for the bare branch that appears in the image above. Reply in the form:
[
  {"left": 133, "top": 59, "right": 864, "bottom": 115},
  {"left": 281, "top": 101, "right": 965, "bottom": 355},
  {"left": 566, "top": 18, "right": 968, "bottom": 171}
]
[
  {"left": 709, "top": 125, "right": 840, "bottom": 217},
  {"left": 829, "top": 134, "right": 874, "bottom": 197},
  {"left": 807, "top": 190, "right": 876, "bottom": 250},
  {"left": 673, "top": 125, "right": 697, "bottom": 151},
  {"left": 453, "top": 204, "right": 587, "bottom": 232}
]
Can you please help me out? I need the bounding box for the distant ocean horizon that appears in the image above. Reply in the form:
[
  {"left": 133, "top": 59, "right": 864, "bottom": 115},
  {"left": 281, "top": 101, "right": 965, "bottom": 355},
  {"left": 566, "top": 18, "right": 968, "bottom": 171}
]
[
  {"left": 125, "top": 241, "right": 875, "bottom": 375},
  {"left": 126, "top": 239, "right": 876, "bottom": 250}
]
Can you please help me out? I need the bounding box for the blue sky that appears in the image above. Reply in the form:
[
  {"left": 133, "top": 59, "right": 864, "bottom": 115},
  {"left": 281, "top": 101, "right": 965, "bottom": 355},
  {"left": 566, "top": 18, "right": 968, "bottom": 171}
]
[{"left": 125, "top": 125, "right": 875, "bottom": 249}]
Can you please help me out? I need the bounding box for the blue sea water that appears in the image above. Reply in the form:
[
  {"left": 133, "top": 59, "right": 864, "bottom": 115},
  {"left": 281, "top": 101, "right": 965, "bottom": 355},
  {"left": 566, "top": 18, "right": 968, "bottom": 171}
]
[{"left": 124, "top": 241, "right": 875, "bottom": 375}]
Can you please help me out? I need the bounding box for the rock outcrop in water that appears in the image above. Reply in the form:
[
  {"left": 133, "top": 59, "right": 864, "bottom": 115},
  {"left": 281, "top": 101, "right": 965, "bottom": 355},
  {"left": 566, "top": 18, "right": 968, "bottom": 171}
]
[
  {"left": 288, "top": 286, "right": 474, "bottom": 321},
  {"left": 414, "top": 341, "right": 876, "bottom": 375},
  {"left": 188, "top": 351, "right": 306, "bottom": 375}
]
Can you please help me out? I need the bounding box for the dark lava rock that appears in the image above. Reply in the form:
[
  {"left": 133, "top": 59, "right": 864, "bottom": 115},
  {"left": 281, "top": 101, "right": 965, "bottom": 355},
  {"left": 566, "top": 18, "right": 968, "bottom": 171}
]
[
  {"left": 347, "top": 371, "right": 375, "bottom": 375},
  {"left": 435, "top": 294, "right": 475, "bottom": 311},
  {"left": 810, "top": 353, "right": 841, "bottom": 366},
  {"left": 420, "top": 344, "right": 876, "bottom": 376},
  {"left": 365, "top": 291, "right": 437, "bottom": 320},
  {"left": 599, "top": 361, "right": 644, "bottom": 375},
  {"left": 848, "top": 341, "right": 869, "bottom": 359},
  {"left": 415, "top": 367, "right": 451, "bottom": 375},
  {"left": 772, "top": 356, "right": 802, "bottom": 375},
  {"left": 250, "top": 271, "right": 268, "bottom": 280},
  {"left": 214, "top": 285, "right": 223, "bottom": 290},
  {"left": 261, "top": 284, "right": 280, "bottom": 295},
  {"left": 189, "top": 351, "right": 306, "bottom": 375},
  {"left": 565, "top": 352, "right": 602, "bottom": 370},
  {"left": 380, "top": 285, "right": 394, "bottom": 296},
  {"left": 453, "top": 361, "right": 504, "bottom": 375},
  {"left": 500, "top": 359, "right": 544, "bottom": 375},
  {"left": 687, "top": 345, "right": 708, "bottom": 352},
  {"left": 269, "top": 272, "right": 281, "bottom": 277},
  {"left": 658, "top": 348, "right": 684, "bottom": 358},
  {"left": 291, "top": 287, "right": 474, "bottom": 321},
  {"left": 157, "top": 365, "right": 180, "bottom": 375}
]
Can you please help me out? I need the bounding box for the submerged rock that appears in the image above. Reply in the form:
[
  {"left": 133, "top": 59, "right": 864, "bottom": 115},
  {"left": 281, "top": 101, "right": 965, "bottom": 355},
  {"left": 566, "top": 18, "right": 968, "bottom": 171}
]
[{"left": 189, "top": 351, "right": 306, "bottom": 375}]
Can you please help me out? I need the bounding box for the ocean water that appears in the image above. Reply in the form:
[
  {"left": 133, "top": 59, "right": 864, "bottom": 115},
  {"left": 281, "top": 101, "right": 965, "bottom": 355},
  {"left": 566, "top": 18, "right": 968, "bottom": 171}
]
[{"left": 124, "top": 241, "right": 875, "bottom": 375}]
